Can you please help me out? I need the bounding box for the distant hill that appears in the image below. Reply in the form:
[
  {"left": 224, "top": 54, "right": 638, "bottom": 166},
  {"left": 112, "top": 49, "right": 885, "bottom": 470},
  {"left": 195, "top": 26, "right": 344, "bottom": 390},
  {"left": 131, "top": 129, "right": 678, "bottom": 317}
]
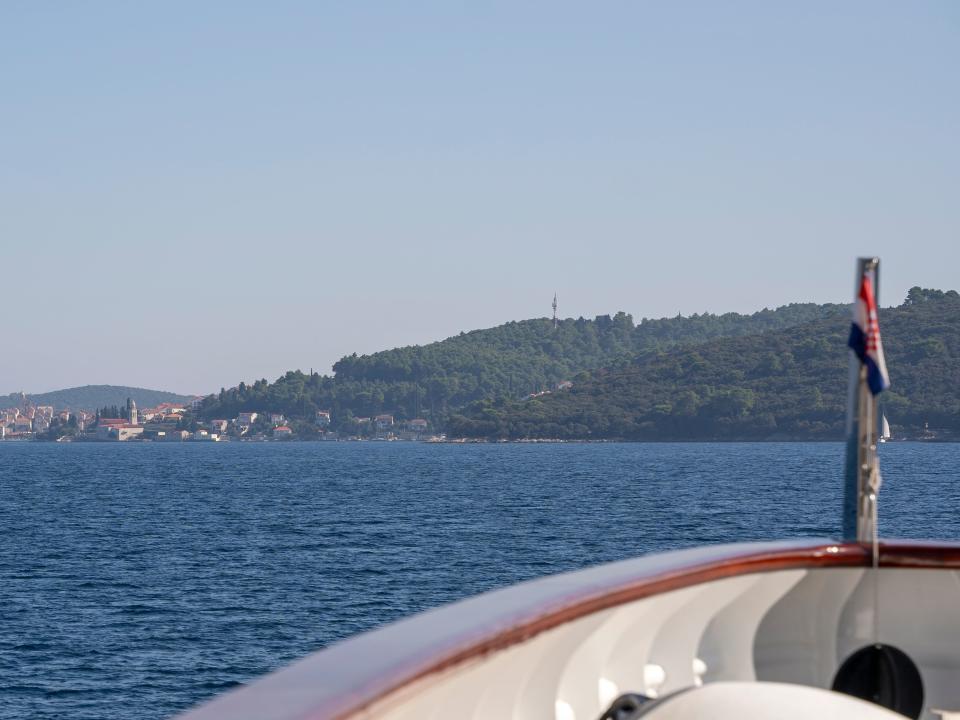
[
  {"left": 447, "top": 288, "right": 960, "bottom": 441},
  {"left": 4, "top": 385, "right": 194, "bottom": 412},
  {"left": 198, "top": 301, "right": 847, "bottom": 426}
]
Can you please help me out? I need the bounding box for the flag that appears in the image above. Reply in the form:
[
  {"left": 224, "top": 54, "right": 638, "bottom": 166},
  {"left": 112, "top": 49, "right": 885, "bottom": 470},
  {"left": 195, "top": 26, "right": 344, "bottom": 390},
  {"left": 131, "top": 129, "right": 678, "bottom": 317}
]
[{"left": 848, "top": 272, "right": 890, "bottom": 395}]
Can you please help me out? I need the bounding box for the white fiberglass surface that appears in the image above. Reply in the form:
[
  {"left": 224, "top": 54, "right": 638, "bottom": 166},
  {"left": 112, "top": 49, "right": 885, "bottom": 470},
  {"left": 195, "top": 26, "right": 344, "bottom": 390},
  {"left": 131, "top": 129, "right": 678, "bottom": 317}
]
[
  {"left": 375, "top": 570, "right": 805, "bottom": 720},
  {"left": 759, "top": 567, "right": 960, "bottom": 720},
  {"left": 374, "top": 567, "right": 960, "bottom": 720},
  {"left": 637, "top": 681, "right": 905, "bottom": 720}
]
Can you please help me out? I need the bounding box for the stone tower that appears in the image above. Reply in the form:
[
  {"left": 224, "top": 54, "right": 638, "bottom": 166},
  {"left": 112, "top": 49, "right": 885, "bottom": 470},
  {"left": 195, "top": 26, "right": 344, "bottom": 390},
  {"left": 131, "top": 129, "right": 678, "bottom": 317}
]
[{"left": 127, "top": 398, "right": 138, "bottom": 425}]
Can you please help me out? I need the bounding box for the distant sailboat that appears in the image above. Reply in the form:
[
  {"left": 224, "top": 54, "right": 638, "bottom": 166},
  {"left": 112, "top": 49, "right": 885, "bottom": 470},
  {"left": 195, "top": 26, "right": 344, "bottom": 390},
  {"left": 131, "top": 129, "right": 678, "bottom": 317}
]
[{"left": 880, "top": 413, "right": 892, "bottom": 443}]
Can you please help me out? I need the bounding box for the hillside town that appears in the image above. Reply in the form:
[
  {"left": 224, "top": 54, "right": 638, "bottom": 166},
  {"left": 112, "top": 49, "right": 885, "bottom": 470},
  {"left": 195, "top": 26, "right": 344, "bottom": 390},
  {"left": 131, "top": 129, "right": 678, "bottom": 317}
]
[{"left": 0, "top": 395, "right": 437, "bottom": 442}]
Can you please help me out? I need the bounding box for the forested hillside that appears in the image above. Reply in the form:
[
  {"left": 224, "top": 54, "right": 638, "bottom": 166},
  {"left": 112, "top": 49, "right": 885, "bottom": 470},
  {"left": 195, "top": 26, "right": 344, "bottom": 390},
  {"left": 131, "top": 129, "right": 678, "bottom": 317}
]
[
  {"left": 447, "top": 288, "right": 960, "bottom": 440},
  {"left": 5, "top": 385, "right": 193, "bottom": 411},
  {"left": 198, "top": 302, "right": 846, "bottom": 426}
]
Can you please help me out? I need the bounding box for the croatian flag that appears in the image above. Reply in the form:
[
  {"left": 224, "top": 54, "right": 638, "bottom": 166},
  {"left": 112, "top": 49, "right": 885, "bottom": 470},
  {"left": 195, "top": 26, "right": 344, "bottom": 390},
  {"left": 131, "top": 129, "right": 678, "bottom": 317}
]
[{"left": 848, "top": 272, "right": 890, "bottom": 395}]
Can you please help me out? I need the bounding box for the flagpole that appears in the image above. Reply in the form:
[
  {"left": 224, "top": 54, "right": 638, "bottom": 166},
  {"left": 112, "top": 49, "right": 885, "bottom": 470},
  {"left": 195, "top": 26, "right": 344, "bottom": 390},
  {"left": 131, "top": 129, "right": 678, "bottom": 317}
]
[{"left": 843, "top": 257, "right": 882, "bottom": 542}]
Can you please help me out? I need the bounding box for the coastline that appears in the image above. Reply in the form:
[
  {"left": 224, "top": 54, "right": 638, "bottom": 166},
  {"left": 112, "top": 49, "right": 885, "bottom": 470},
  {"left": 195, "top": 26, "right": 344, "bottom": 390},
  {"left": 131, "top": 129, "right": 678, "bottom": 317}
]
[{"left": 8, "top": 436, "right": 958, "bottom": 445}]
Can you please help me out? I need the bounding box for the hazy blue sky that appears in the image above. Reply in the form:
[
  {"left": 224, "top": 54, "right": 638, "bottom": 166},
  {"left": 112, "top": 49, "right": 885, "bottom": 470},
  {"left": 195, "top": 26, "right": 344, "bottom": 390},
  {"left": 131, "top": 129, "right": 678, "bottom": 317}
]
[{"left": 2, "top": 2, "right": 957, "bottom": 395}]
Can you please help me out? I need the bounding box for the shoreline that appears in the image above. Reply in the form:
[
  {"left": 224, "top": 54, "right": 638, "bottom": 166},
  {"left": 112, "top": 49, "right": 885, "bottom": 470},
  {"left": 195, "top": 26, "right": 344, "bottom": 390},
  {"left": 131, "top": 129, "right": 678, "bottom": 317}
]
[{"left": 5, "top": 437, "right": 958, "bottom": 445}]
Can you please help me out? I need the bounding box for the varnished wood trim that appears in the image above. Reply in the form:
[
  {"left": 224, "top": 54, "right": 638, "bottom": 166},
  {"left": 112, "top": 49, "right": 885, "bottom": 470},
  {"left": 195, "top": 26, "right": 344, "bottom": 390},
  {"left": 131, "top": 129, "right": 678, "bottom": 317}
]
[
  {"left": 176, "top": 539, "right": 960, "bottom": 720},
  {"left": 879, "top": 540, "right": 960, "bottom": 568}
]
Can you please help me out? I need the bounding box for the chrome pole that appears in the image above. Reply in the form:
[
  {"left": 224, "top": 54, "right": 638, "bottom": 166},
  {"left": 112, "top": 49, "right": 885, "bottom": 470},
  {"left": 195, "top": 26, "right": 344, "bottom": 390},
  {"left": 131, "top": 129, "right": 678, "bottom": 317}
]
[{"left": 843, "top": 257, "right": 882, "bottom": 541}]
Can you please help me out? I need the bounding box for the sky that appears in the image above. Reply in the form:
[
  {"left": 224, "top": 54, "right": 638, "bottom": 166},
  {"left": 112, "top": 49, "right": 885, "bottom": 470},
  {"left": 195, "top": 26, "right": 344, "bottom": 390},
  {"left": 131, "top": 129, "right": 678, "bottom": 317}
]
[{"left": 2, "top": 2, "right": 958, "bottom": 395}]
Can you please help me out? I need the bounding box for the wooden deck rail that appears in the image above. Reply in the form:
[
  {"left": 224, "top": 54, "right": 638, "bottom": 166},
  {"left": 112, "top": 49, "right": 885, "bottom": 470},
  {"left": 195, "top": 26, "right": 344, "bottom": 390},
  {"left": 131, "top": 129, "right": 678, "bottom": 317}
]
[{"left": 176, "top": 539, "right": 960, "bottom": 720}]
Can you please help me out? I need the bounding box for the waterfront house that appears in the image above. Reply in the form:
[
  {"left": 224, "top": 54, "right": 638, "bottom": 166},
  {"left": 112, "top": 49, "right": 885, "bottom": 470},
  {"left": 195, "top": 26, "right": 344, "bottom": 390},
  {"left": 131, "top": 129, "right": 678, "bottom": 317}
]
[
  {"left": 315, "top": 411, "right": 331, "bottom": 427},
  {"left": 94, "top": 418, "right": 126, "bottom": 440},
  {"left": 97, "top": 423, "right": 144, "bottom": 441},
  {"left": 158, "top": 429, "right": 190, "bottom": 441},
  {"left": 274, "top": 425, "right": 293, "bottom": 438},
  {"left": 116, "top": 425, "right": 144, "bottom": 441}
]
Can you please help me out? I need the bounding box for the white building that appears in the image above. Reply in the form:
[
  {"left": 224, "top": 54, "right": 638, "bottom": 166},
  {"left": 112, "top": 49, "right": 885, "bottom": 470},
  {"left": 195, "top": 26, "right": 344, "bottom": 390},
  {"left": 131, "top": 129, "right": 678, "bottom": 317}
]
[
  {"left": 97, "top": 424, "right": 144, "bottom": 441},
  {"left": 158, "top": 430, "right": 190, "bottom": 441}
]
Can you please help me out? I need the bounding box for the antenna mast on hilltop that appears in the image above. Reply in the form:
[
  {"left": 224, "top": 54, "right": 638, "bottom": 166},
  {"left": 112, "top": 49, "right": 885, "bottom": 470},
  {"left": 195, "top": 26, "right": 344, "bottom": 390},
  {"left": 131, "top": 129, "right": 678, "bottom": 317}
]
[{"left": 552, "top": 293, "right": 558, "bottom": 330}]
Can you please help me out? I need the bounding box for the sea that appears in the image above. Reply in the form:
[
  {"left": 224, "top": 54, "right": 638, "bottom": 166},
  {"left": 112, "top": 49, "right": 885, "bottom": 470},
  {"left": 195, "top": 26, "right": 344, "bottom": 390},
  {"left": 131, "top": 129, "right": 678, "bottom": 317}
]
[{"left": 2, "top": 441, "right": 959, "bottom": 720}]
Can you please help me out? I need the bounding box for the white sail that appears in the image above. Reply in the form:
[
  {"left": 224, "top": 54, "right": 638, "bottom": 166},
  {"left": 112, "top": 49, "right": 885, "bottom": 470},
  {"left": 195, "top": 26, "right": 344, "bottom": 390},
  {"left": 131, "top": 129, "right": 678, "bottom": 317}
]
[{"left": 881, "top": 414, "right": 891, "bottom": 440}]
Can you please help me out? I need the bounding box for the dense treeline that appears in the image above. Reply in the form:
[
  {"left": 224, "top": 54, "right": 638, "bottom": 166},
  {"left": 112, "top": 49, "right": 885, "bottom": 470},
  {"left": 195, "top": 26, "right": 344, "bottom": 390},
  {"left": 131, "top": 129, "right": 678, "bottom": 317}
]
[
  {"left": 4, "top": 385, "right": 191, "bottom": 412},
  {"left": 96, "top": 406, "right": 127, "bottom": 420},
  {"left": 198, "top": 302, "right": 846, "bottom": 427},
  {"left": 447, "top": 288, "right": 960, "bottom": 440}
]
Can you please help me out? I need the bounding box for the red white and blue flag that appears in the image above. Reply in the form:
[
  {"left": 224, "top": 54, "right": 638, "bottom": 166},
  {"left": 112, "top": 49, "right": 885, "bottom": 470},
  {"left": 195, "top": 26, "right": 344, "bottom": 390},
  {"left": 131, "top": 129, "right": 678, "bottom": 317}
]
[{"left": 848, "top": 272, "right": 890, "bottom": 395}]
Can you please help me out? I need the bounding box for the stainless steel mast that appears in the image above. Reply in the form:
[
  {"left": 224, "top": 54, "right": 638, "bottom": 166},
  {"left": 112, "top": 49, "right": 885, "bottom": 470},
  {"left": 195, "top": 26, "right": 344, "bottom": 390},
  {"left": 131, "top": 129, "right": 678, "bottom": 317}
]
[{"left": 843, "top": 257, "right": 883, "bottom": 542}]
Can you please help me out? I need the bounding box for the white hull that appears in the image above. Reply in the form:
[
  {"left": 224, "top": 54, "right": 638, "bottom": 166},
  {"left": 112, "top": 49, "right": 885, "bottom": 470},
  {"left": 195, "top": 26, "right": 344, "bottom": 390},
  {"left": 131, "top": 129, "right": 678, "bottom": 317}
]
[{"left": 177, "top": 540, "right": 960, "bottom": 720}]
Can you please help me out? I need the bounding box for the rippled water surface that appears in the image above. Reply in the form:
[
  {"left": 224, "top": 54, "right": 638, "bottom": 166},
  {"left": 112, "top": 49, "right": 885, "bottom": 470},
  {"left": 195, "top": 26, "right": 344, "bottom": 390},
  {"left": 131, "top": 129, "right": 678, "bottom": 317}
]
[{"left": 2, "top": 441, "right": 958, "bottom": 719}]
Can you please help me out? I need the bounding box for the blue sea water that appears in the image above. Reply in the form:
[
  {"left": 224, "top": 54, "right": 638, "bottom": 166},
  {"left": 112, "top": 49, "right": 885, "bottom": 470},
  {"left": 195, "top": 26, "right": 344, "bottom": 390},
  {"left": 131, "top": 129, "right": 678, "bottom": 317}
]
[{"left": 1, "top": 441, "right": 958, "bottom": 720}]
